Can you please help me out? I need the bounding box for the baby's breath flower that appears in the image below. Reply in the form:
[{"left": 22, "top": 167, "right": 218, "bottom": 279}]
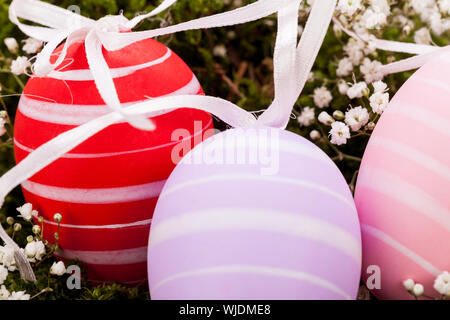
[
  {"left": 370, "top": 91, "right": 389, "bottom": 114},
  {"left": 433, "top": 271, "right": 450, "bottom": 297},
  {"left": 439, "top": 0, "right": 450, "bottom": 14},
  {"left": 50, "top": 261, "right": 67, "bottom": 276},
  {"left": 360, "top": 58, "right": 383, "bottom": 83},
  {"left": 8, "top": 291, "right": 30, "bottom": 300},
  {"left": 16, "top": 203, "right": 33, "bottom": 221},
  {"left": 10, "top": 56, "right": 30, "bottom": 75},
  {"left": 347, "top": 81, "right": 367, "bottom": 99},
  {"left": 313, "top": 86, "right": 333, "bottom": 109},
  {"left": 344, "top": 39, "right": 365, "bottom": 65},
  {"left": 0, "top": 285, "right": 10, "bottom": 300},
  {"left": 338, "top": 79, "right": 350, "bottom": 95},
  {"left": 345, "top": 106, "right": 369, "bottom": 131},
  {"left": 0, "top": 265, "right": 8, "bottom": 285},
  {"left": 372, "top": 80, "right": 388, "bottom": 93},
  {"left": 329, "top": 121, "right": 350, "bottom": 146},
  {"left": 0, "top": 245, "right": 16, "bottom": 271},
  {"left": 297, "top": 106, "right": 315, "bottom": 127},
  {"left": 414, "top": 27, "right": 433, "bottom": 45},
  {"left": 371, "top": 0, "right": 391, "bottom": 16},
  {"left": 337, "top": 0, "right": 362, "bottom": 16},
  {"left": 4, "top": 37, "right": 18, "bottom": 54},
  {"left": 23, "top": 240, "right": 46, "bottom": 263},
  {"left": 336, "top": 57, "right": 353, "bottom": 77},
  {"left": 361, "top": 6, "right": 388, "bottom": 29},
  {"left": 22, "top": 38, "right": 43, "bottom": 54},
  {"left": 0, "top": 118, "right": 6, "bottom": 137}
]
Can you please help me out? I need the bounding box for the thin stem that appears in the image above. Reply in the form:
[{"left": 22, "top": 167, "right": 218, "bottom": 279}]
[
  {"left": 332, "top": 153, "right": 362, "bottom": 163},
  {"left": 31, "top": 287, "right": 53, "bottom": 300}
]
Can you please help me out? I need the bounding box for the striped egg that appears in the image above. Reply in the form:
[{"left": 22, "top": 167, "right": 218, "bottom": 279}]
[
  {"left": 355, "top": 51, "right": 450, "bottom": 299},
  {"left": 14, "top": 38, "right": 213, "bottom": 285},
  {"left": 148, "top": 127, "right": 362, "bottom": 299}
]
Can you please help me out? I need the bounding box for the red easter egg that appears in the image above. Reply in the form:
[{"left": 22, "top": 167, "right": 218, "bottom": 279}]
[{"left": 14, "top": 38, "right": 213, "bottom": 285}]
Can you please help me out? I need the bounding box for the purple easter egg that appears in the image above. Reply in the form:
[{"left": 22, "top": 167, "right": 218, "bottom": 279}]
[{"left": 148, "top": 127, "right": 361, "bottom": 300}]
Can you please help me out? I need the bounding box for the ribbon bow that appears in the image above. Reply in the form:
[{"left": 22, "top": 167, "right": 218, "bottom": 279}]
[{"left": 2, "top": 0, "right": 338, "bottom": 282}]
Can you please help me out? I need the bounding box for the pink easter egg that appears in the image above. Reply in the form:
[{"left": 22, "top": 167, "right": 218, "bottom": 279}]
[
  {"left": 355, "top": 51, "right": 450, "bottom": 299},
  {"left": 148, "top": 127, "right": 361, "bottom": 300}
]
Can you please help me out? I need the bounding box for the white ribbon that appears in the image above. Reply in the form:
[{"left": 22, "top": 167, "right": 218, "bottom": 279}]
[{"left": 3, "top": 0, "right": 337, "bottom": 282}]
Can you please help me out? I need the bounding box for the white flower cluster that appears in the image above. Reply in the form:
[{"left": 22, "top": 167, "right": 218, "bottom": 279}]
[
  {"left": 403, "top": 271, "right": 450, "bottom": 298},
  {"left": 4, "top": 36, "right": 43, "bottom": 76},
  {"left": 337, "top": 0, "right": 390, "bottom": 29},
  {"left": 409, "top": 0, "right": 450, "bottom": 37},
  {"left": 305, "top": 80, "right": 389, "bottom": 146},
  {"left": 0, "top": 243, "right": 34, "bottom": 300},
  {"left": 0, "top": 203, "right": 67, "bottom": 300}
]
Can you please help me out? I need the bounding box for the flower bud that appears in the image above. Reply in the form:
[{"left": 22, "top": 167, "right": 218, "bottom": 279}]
[
  {"left": 26, "top": 235, "right": 34, "bottom": 243},
  {"left": 333, "top": 110, "right": 345, "bottom": 121},
  {"left": 6, "top": 217, "right": 14, "bottom": 225},
  {"left": 13, "top": 223, "right": 22, "bottom": 232},
  {"left": 32, "top": 225, "right": 41, "bottom": 235},
  {"left": 309, "top": 130, "right": 321, "bottom": 141},
  {"left": 402, "top": 25, "right": 411, "bottom": 35},
  {"left": 54, "top": 213, "right": 62, "bottom": 223},
  {"left": 363, "top": 87, "right": 371, "bottom": 98},
  {"left": 38, "top": 216, "right": 44, "bottom": 223},
  {"left": 333, "top": 23, "right": 342, "bottom": 38},
  {"left": 367, "top": 122, "right": 376, "bottom": 131},
  {"left": 54, "top": 232, "right": 59, "bottom": 240},
  {"left": 403, "top": 278, "right": 415, "bottom": 291},
  {"left": 318, "top": 111, "right": 334, "bottom": 125},
  {"left": 412, "top": 284, "right": 424, "bottom": 297}
]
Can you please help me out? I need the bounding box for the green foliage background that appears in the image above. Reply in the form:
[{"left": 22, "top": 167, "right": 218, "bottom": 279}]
[{"left": 0, "top": 0, "right": 448, "bottom": 299}]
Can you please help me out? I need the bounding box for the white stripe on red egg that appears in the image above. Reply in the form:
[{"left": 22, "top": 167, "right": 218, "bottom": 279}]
[
  {"left": 21, "top": 179, "right": 166, "bottom": 204},
  {"left": 14, "top": 116, "right": 213, "bottom": 158},
  {"left": 43, "top": 218, "right": 152, "bottom": 229},
  {"left": 55, "top": 246, "right": 147, "bottom": 265},
  {"left": 18, "top": 74, "right": 201, "bottom": 125},
  {"left": 47, "top": 48, "right": 172, "bottom": 81}
]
